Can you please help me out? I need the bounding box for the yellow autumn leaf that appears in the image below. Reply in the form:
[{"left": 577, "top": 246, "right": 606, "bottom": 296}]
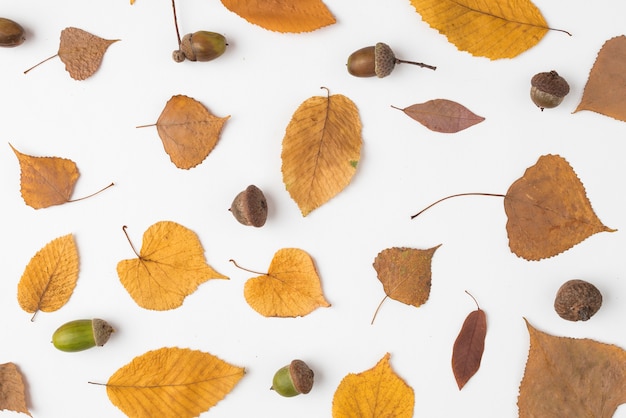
[
  {"left": 332, "top": 353, "right": 414, "bottom": 418},
  {"left": 239, "top": 248, "right": 330, "bottom": 317},
  {"left": 17, "top": 234, "right": 79, "bottom": 319},
  {"left": 104, "top": 347, "right": 245, "bottom": 418},
  {"left": 116, "top": 222, "right": 228, "bottom": 311},
  {"left": 409, "top": 0, "right": 556, "bottom": 59},
  {"left": 282, "top": 90, "right": 362, "bottom": 216}
]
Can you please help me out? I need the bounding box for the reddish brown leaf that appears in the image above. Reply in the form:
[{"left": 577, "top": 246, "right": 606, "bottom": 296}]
[
  {"left": 393, "top": 99, "right": 485, "bottom": 133},
  {"left": 451, "top": 293, "right": 486, "bottom": 390}
]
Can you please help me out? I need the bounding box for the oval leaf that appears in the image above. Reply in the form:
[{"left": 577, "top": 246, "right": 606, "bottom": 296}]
[
  {"left": 105, "top": 347, "right": 245, "bottom": 418},
  {"left": 452, "top": 306, "right": 486, "bottom": 390},
  {"left": 243, "top": 248, "right": 330, "bottom": 317},
  {"left": 282, "top": 91, "right": 362, "bottom": 216},
  {"left": 17, "top": 234, "right": 79, "bottom": 319},
  {"left": 409, "top": 0, "right": 550, "bottom": 59},
  {"left": 0, "top": 363, "right": 31, "bottom": 417},
  {"left": 220, "top": 0, "right": 335, "bottom": 33},
  {"left": 394, "top": 99, "right": 485, "bottom": 133},
  {"left": 332, "top": 353, "right": 414, "bottom": 418},
  {"left": 58, "top": 27, "right": 119, "bottom": 80}
]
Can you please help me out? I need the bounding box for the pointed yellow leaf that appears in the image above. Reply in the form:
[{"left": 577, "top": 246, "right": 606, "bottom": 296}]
[
  {"left": 243, "top": 248, "right": 330, "bottom": 317},
  {"left": 282, "top": 91, "right": 362, "bottom": 216},
  {"left": 17, "top": 234, "right": 79, "bottom": 319},
  {"left": 409, "top": 0, "right": 552, "bottom": 59},
  {"left": 332, "top": 353, "right": 414, "bottom": 418},
  {"left": 116, "top": 221, "right": 228, "bottom": 311},
  {"left": 105, "top": 347, "right": 245, "bottom": 418}
]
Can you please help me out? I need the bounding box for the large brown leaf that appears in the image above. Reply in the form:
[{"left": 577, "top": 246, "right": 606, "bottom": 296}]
[
  {"left": 0, "top": 363, "right": 31, "bottom": 417},
  {"left": 519, "top": 320, "right": 626, "bottom": 417},
  {"left": 104, "top": 347, "right": 245, "bottom": 418},
  {"left": 393, "top": 99, "right": 485, "bottom": 133},
  {"left": 282, "top": 90, "right": 362, "bottom": 216},
  {"left": 574, "top": 36, "right": 626, "bottom": 122},
  {"left": 504, "top": 154, "right": 615, "bottom": 260}
]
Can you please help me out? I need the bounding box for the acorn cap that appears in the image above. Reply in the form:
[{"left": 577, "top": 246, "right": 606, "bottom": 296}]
[
  {"left": 374, "top": 42, "right": 396, "bottom": 78},
  {"left": 289, "top": 360, "right": 314, "bottom": 394},
  {"left": 92, "top": 318, "right": 114, "bottom": 346},
  {"left": 531, "top": 71, "right": 570, "bottom": 98},
  {"left": 554, "top": 279, "right": 602, "bottom": 321}
]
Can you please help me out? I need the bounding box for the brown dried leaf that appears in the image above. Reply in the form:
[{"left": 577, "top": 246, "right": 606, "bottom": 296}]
[
  {"left": 574, "top": 35, "right": 626, "bottom": 122},
  {"left": 451, "top": 294, "right": 486, "bottom": 390},
  {"left": 220, "top": 0, "right": 335, "bottom": 33},
  {"left": 141, "top": 95, "right": 230, "bottom": 169},
  {"left": 0, "top": 363, "right": 31, "bottom": 417},
  {"left": 58, "top": 27, "right": 118, "bottom": 80},
  {"left": 282, "top": 90, "right": 362, "bottom": 216},
  {"left": 519, "top": 319, "right": 626, "bottom": 417},
  {"left": 17, "top": 234, "right": 79, "bottom": 319},
  {"left": 504, "top": 154, "right": 615, "bottom": 260},
  {"left": 393, "top": 99, "right": 485, "bottom": 133}
]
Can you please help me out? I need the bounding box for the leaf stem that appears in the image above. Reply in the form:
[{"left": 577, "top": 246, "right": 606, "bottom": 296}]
[
  {"left": 122, "top": 226, "right": 141, "bottom": 258},
  {"left": 136, "top": 123, "right": 156, "bottom": 129},
  {"left": 370, "top": 295, "right": 389, "bottom": 325},
  {"left": 68, "top": 182, "right": 115, "bottom": 204},
  {"left": 465, "top": 290, "right": 480, "bottom": 311},
  {"left": 396, "top": 59, "right": 436, "bottom": 71},
  {"left": 23, "top": 54, "right": 58, "bottom": 75},
  {"left": 172, "top": 0, "right": 181, "bottom": 47},
  {"left": 229, "top": 259, "right": 266, "bottom": 276},
  {"left": 411, "top": 192, "right": 506, "bottom": 219}
]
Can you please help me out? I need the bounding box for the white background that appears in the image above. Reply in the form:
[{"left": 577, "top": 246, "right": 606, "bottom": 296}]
[{"left": 1, "top": 1, "right": 626, "bottom": 417}]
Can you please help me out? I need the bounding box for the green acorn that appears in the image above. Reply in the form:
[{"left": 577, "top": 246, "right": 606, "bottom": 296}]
[
  {"left": 52, "top": 319, "right": 114, "bottom": 352},
  {"left": 271, "top": 360, "right": 314, "bottom": 397}
]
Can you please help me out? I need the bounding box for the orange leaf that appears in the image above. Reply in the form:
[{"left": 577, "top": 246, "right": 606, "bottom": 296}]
[
  {"left": 116, "top": 222, "right": 228, "bottom": 311},
  {"left": 393, "top": 99, "right": 485, "bottom": 133},
  {"left": 519, "top": 320, "right": 626, "bottom": 417},
  {"left": 220, "top": 0, "right": 335, "bottom": 33},
  {"left": 104, "top": 347, "right": 244, "bottom": 418},
  {"left": 332, "top": 353, "right": 414, "bottom": 418},
  {"left": 0, "top": 363, "right": 31, "bottom": 417},
  {"left": 242, "top": 248, "right": 330, "bottom": 317},
  {"left": 58, "top": 27, "right": 118, "bottom": 80},
  {"left": 504, "top": 154, "right": 615, "bottom": 260},
  {"left": 574, "top": 36, "right": 626, "bottom": 122},
  {"left": 17, "top": 234, "right": 79, "bottom": 319},
  {"left": 282, "top": 90, "right": 362, "bottom": 216},
  {"left": 451, "top": 293, "right": 486, "bottom": 390},
  {"left": 409, "top": 0, "right": 554, "bottom": 59},
  {"left": 140, "top": 95, "right": 230, "bottom": 169}
]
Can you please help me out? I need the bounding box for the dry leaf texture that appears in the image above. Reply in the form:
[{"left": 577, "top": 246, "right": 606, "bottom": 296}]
[
  {"left": 332, "top": 353, "right": 414, "bottom": 418},
  {"left": 17, "top": 234, "right": 79, "bottom": 318},
  {"left": 11, "top": 144, "right": 79, "bottom": 209},
  {"left": 0, "top": 363, "right": 31, "bottom": 417},
  {"left": 575, "top": 35, "right": 626, "bottom": 122},
  {"left": 282, "top": 92, "right": 362, "bottom": 216},
  {"left": 396, "top": 99, "right": 485, "bottom": 133},
  {"left": 58, "top": 27, "right": 118, "bottom": 80},
  {"left": 452, "top": 308, "right": 486, "bottom": 389},
  {"left": 409, "top": 0, "right": 549, "bottom": 59},
  {"left": 519, "top": 320, "right": 626, "bottom": 417},
  {"left": 243, "top": 248, "right": 330, "bottom": 317},
  {"left": 504, "top": 154, "right": 615, "bottom": 260},
  {"left": 153, "top": 95, "right": 229, "bottom": 169},
  {"left": 106, "top": 347, "right": 245, "bottom": 418},
  {"left": 116, "top": 221, "right": 228, "bottom": 310},
  {"left": 220, "top": 0, "right": 336, "bottom": 33}
]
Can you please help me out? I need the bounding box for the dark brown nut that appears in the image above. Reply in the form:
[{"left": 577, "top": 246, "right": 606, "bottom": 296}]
[
  {"left": 347, "top": 42, "right": 436, "bottom": 78},
  {"left": 0, "top": 17, "right": 25, "bottom": 47},
  {"left": 530, "top": 70, "right": 570, "bottom": 110},
  {"left": 229, "top": 185, "right": 267, "bottom": 227},
  {"left": 554, "top": 279, "right": 602, "bottom": 321}
]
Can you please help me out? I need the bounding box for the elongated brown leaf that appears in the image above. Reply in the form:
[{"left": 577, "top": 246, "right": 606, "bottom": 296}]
[
  {"left": 282, "top": 90, "right": 362, "bottom": 216},
  {"left": 574, "top": 36, "right": 626, "bottom": 122},
  {"left": 393, "top": 99, "right": 485, "bottom": 133},
  {"left": 451, "top": 294, "right": 486, "bottom": 390},
  {"left": 0, "top": 363, "right": 31, "bottom": 417}
]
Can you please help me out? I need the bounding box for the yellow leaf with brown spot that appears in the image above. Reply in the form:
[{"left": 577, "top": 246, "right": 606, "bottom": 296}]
[
  {"left": 0, "top": 363, "right": 32, "bottom": 417},
  {"left": 332, "top": 353, "right": 414, "bottom": 418},
  {"left": 282, "top": 90, "right": 362, "bottom": 216},
  {"left": 116, "top": 221, "right": 227, "bottom": 311},
  {"left": 105, "top": 347, "right": 244, "bottom": 418},
  {"left": 242, "top": 248, "right": 330, "bottom": 317},
  {"left": 17, "top": 234, "right": 79, "bottom": 319}
]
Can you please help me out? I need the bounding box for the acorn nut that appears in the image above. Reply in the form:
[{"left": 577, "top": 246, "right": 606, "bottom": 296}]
[
  {"left": 230, "top": 185, "right": 268, "bottom": 227},
  {"left": 271, "top": 359, "right": 314, "bottom": 397},
  {"left": 173, "top": 31, "right": 226, "bottom": 63},
  {"left": 347, "top": 42, "right": 436, "bottom": 78},
  {"left": 52, "top": 319, "right": 114, "bottom": 352},
  {"left": 0, "top": 17, "right": 25, "bottom": 47},
  {"left": 530, "top": 70, "right": 570, "bottom": 110},
  {"left": 554, "top": 279, "right": 602, "bottom": 321}
]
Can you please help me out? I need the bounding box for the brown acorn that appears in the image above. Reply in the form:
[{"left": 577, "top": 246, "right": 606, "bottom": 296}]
[
  {"left": 347, "top": 42, "right": 436, "bottom": 78},
  {"left": 229, "top": 185, "right": 267, "bottom": 227},
  {"left": 172, "top": 31, "right": 227, "bottom": 63},
  {"left": 530, "top": 70, "right": 570, "bottom": 110},
  {"left": 554, "top": 279, "right": 602, "bottom": 321},
  {"left": 271, "top": 360, "right": 314, "bottom": 397},
  {"left": 0, "top": 17, "right": 25, "bottom": 47}
]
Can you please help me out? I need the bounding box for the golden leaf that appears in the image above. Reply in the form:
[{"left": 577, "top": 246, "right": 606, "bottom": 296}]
[
  {"left": 0, "top": 363, "right": 31, "bottom": 417},
  {"left": 17, "top": 234, "right": 79, "bottom": 319},
  {"left": 139, "top": 95, "right": 230, "bottom": 169},
  {"left": 504, "top": 154, "right": 615, "bottom": 260},
  {"left": 574, "top": 36, "right": 626, "bottom": 122},
  {"left": 409, "top": 0, "right": 552, "bottom": 59},
  {"left": 116, "top": 222, "right": 228, "bottom": 311},
  {"left": 332, "top": 353, "right": 414, "bottom": 418},
  {"left": 241, "top": 248, "right": 330, "bottom": 317},
  {"left": 519, "top": 320, "right": 626, "bottom": 417},
  {"left": 104, "top": 347, "right": 244, "bottom": 418},
  {"left": 282, "top": 90, "right": 362, "bottom": 216},
  {"left": 220, "top": 0, "right": 335, "bottom": 33}
]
